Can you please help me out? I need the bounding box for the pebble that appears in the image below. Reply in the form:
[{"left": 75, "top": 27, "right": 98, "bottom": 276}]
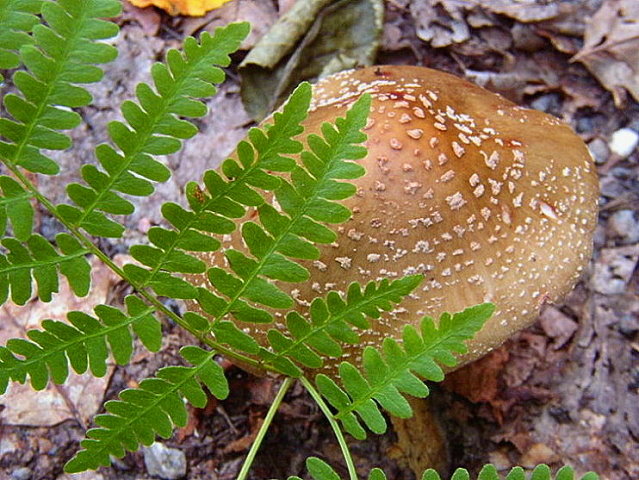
[
  {"left": 143, "top": 442, "right": 187, "bottom": 480},
  {"left": 608, "top": 209, "right": 639, "bottom": 244},
  {"left": 10, "top": 468, "right": 32, "bottom": 480},
  {"left": 587, "top": 138, "right": 609, "bottom": 165},
  {"left": 609, "top": 128, "right": 639, "bottom": 158}
]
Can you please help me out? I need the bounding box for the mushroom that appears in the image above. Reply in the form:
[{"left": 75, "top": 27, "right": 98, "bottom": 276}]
[{"left": 189, "top": 65, "right": 599, "bottom": 372}]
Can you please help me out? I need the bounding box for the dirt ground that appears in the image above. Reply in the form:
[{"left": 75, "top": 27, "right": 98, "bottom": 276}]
[{"left": 0, "top": 0, "right": 637, "bottom": 479}]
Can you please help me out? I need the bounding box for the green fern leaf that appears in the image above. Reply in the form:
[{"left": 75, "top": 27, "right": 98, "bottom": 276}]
[
  {"left": 287, "top": 458, "right": 388, "bottom": 480},
  {"left": 0, "top": 0, "right": 43, "bottom": 83},
  {"left": 63, "top": 345, "right": 228, "bottom": 473},
  {"left": 291, "top": 462, "right": 599, "bottom": 480},
  {"left": 0, "top": 233, "right": 90, "bottom": 305},
  {"left": 258, "top": 275, "right": 424, "bottom": 376},
  {"left": 0, "top": 175, "right": 34, "bottom": 241},
  {"left": 0, "top": 0, "right": 120, "bottom": 179},
  {"left": 0, "top": 296, "right": 161, "bottom": 393},
  {"left": 56, "top": 22, "right": 250, "bottom": 238},
  {"left": 421, "top": 465, "right": 599, "bottom": 480},
  {"left": 196, "top": 92, "right": 371, "bottom": 325},
  {"left": 316, "top": 304, "right": 495, "bottom": 439},
  {"left": 125, "top": 81, "right": 312, "bottom": 300}
]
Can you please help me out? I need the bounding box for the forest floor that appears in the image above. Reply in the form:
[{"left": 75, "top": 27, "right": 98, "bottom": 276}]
[{"left": 0, "top": 0, "right": 637, "bottom": 479}]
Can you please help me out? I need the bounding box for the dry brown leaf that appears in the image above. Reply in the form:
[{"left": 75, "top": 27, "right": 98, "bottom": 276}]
[
  {"left": 0, "top": 258, "right": 120, "bottom": 427},
  {"left": 573, "top": 0, "right": 639, "bottom": 106},
  {"left": 179, "top": 0, "right": 278, "bottom": 49},
  {"left": 128, "top": 0, "right": 234, "bottom": 16},
  {"left": 410, "top": 0, "right": 470, "bottom": 48}
]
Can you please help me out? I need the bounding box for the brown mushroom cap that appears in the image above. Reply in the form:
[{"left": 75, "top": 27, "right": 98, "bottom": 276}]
[{"left": 190, "top": 66, "right": 599, "bottom": 372}]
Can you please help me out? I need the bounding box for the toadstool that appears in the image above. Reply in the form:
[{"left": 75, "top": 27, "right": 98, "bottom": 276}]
[{"left": 189, "top": 65, "right": 599, "bottom": 371}]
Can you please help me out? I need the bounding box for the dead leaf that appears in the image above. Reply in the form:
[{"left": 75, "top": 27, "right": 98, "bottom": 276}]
[
  {"left": 179, "top": 0, "right": 278, "bottom": 49},
  {"left": 591, "top": 244, "right": 639, "bottom": 295},
  {"left": 123, "top": 1, "right": 162, "bottom": 35},
  {"left": 239, "top": 0, "right": 384, "bottom": 120},
  {"left": 539, "top": 306, "right": 578, "bottom": 350},
  {"left": 0, "top": 258, "right": 120, "bottom": 427},
  {"left": 410, "top": 0, "right": 471, "bottom": 48},
  {"left": 573, "top": 0, "right": 639, "bottom": 106},
  {"left": 128, "top": 0, "right": 234, "bottom": 17},
  {"left": 471, "top": 0, "right": 563, "bottom": 23},
  {"left": 223, "top": 417, "right": 263, "bottom": 453},
  {"left": 444, "top": 347, "right": 510, "bottom": 405}
]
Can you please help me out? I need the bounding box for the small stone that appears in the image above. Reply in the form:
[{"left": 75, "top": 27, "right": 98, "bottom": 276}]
[
  {"left": 609, "top": 127, "right": 639, "bottom": 158},
  {"left": 608, "top": 209, "right": 639, "bottom": 244},
  {"left": 143, "top": 442, "right": 187, "bottom": 480},
  {"left": 587, "top": 138, "right": 609, "bottom": 165},
  {"left": 11, "top": 467, "right": 32, "bottom": 480}
]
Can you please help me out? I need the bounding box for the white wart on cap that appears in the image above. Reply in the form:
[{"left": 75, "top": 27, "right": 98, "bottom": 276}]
[{"left": 193, "top": 66, "right": 599, "bottom": 371}]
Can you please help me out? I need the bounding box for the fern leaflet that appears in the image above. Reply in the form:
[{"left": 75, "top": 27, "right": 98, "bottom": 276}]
[
  {"left": 0, "top": 295, "right": 161, "bottom": 393},
  {"left": 195, "top": 93, "right": 371, "bottom": 325},
  {"left": 286, "top": 458, "right": 599, "bottom": 480},
  {"left": 0, "top": 175, "right": 34, "bottom": 241},
  {"left": 0, "top": 0, "right": 43, "bottom": 83},
  {"left": 57, "top": 22, "right": 250, "bottom": 238},
  {"left": 125, "top": 81, "right": 310, "bottom": 299},
  {"left": 0, "top": 233, "right": 90, "bottom": 305},
  {"left": 316, "top": 304, "right": 495, "bottom": 439},
  {"left": 0, "top": 0, "right": 120, "bottom": 178},
  {"left": 256, "top": 275, "right": 425, "bottom": 377},
  {"left": 64, "top": 345, "right": 228, "bottom": 473}
]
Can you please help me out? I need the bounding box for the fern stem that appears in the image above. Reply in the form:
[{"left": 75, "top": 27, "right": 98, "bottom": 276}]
[
  {"left": 301, "top": 376, "right": 358, "bottom": 480},
  {"left": 235, "top": 377, "right": 294, "bottom": 480},
  {"left": 3, "top": 165, "right": 267, "bottom": 374}
]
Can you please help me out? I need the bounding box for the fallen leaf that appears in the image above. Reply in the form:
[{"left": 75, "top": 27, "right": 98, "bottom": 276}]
[
  {"left": 123, "top": 1, "right": 162, "bottom": 35},
  {"left": 0, "top": 257, "right": 120, "bottom": 427},
  {"left": 539, "top": 306, "right": 578, "bottom": 350},
  {"left": 240, "top": 0, "right": 384, "bottom": 120},
  {"left": 128, "top": 0, "right": 234, "bottom": 17},
  {"left": 573, "top": 0, "right": 639, "bottom": 106},
  {"left": 410, "top": 0, "right": 470, "bottom": 48},
  {"left": 472, "top": 0, "right": 563, "bottom": 23},
  {"left": 591, "top": 245, "right": 639, "bottom": 295},
  {"left": 179, "top": 0, "right": 278, "bottom": 50}
]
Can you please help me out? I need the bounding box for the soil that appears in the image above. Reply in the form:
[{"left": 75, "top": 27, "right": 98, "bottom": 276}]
[{"left": 0, "top": 1, "right": 637, "bottom": 479}]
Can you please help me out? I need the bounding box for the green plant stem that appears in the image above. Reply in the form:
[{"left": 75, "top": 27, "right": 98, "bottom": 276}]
[
  {"left": 236, "top": 377, "right": 294, "bottom": 480},
  {"left": 3, "top": 164, "right": 268, "bottom": 374},
  {"left": 301, "top": 376, "right": 358, "bottom": 480}
]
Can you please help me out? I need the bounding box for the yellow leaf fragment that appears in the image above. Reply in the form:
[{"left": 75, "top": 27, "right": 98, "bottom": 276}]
[{"left": 128, "top": 0, "right": 234, "bottom": 17}]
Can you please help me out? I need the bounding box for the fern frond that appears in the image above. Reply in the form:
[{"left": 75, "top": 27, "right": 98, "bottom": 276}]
[
  {"left": 421, "top": 464, "right": 599, "bottom": 480},
  {"left": 196, "top": 93, "right": 371, "bottom": 326},
  {"left": 286, "top": 459, "right": 599, "bottom": 480},
  {"left": 0, "top": 296, "right": 161, "bottom": 393},
  {"left": 0, "top": 175, "right": 34, "bottom": 241},
  {"left": 0, "top": 0, "right": 43, "bottom": 83},
  {"left": 0, "top": 233, "right": 90, "bottom": 305},
  {"left": 124, "top": 81, "right": 311, "bottom": 299},
  {"left": 316, "top": 304, "right": 495, "bottom": 439},
  {"left": 256, "top": 275, "right": 424, "bottom": 377},
  {"left": 57, "top": 22, "right": 251, "bottom": 238},
  {"left": 0, "top": 0, "right": 120, "bottom": 180},
  {"left": 64, "top": 345, "right": 228, "bottom": 473}
]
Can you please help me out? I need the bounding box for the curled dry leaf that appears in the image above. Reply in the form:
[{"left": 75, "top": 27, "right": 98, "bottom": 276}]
[
  {"left": 573, "top": 0, "right": 639, "bottom": 106},
  {"left": 239, "top": 0, "right": 384, "bottom": 120},
  {"left": 128, "top": 0, "right": 234, "bottom": 17}
]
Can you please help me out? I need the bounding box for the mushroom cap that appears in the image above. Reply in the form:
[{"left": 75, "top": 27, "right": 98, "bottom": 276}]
[{"left": 190, "top": 66, "right": 599, "bottom": 372}]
